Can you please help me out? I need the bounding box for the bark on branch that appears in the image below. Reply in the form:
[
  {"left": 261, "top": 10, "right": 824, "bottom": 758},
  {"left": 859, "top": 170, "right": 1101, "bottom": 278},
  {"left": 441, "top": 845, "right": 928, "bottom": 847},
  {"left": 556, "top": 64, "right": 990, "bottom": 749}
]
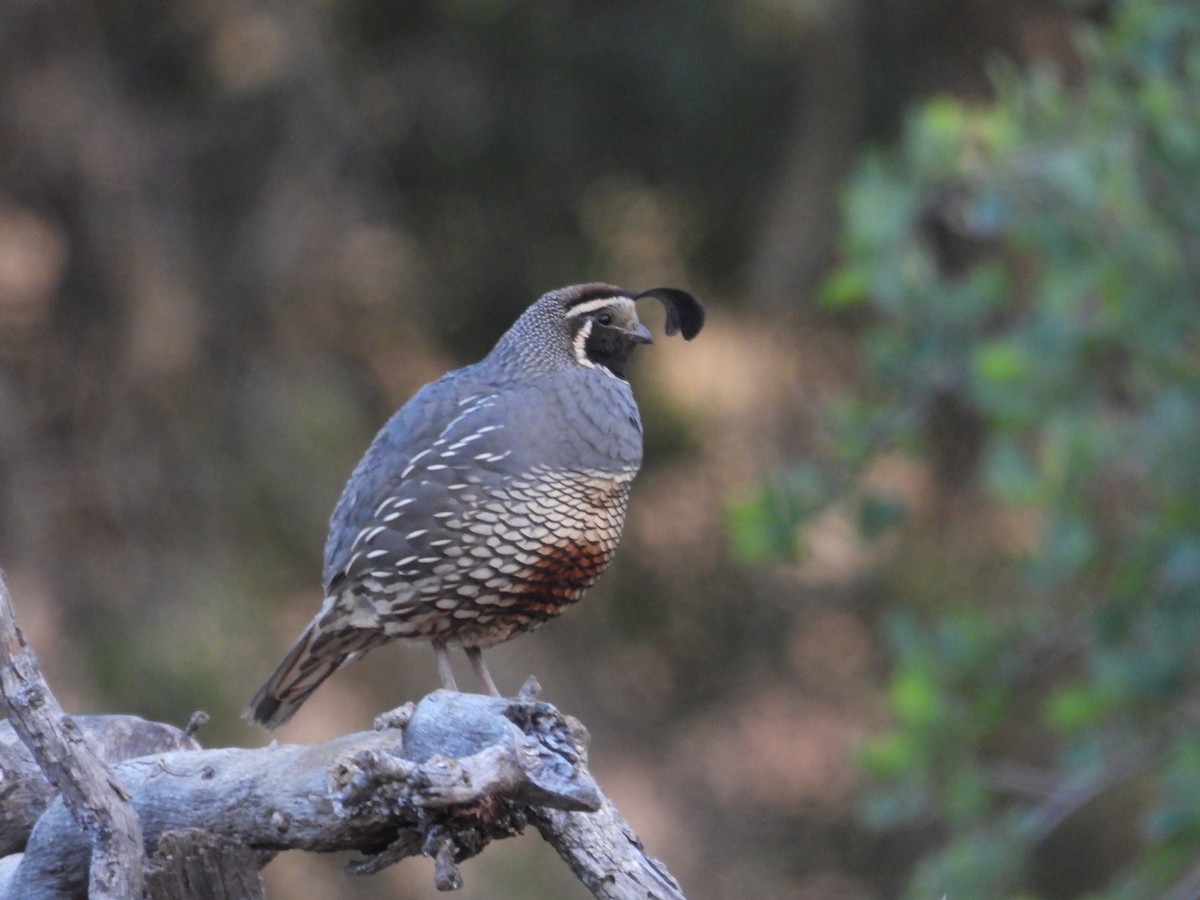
[
  {"left": 0, "top": 716, "right": 200, "bottom": 858},
  {"left": 0, "top": 572, "right": 684, "bottom": 898},
  {"left": 0, "top": 572, "right": 147, "bottom": 899},
  {"left": 5, "top": 691, "right": 681, "bottom": 898}
]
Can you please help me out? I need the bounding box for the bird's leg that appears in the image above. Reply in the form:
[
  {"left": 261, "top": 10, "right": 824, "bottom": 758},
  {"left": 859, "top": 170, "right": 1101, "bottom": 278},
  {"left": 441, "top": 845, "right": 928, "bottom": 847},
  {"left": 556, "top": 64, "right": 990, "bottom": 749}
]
[
  {"left": 465, "top": 646, "right": 501, "bottom": 697},
  {"left": 433, "top": 640, "right": 458, "bottom": 691}
]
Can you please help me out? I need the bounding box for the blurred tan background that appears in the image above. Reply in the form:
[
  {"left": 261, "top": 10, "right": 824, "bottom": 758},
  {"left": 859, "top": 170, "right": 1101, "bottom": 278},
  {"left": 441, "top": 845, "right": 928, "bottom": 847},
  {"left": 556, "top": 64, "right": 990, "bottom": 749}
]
[{"left": 0, "top": 1, "right": 1126, "bottom": 897}]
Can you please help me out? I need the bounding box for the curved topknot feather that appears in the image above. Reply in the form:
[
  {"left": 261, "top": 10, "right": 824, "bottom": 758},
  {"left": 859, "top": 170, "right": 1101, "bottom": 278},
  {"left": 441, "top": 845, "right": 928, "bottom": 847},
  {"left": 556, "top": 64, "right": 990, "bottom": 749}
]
[{"left": 634, "top": 288, "right": 705, "bottom": 340}]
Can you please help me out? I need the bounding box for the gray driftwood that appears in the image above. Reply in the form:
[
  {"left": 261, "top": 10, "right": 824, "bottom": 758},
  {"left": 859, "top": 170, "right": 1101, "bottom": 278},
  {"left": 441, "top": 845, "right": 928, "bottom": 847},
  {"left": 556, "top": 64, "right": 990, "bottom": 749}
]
[
  {"left": 0, "top": 716, "right": 201, "bottom": 857},
  {"left": 1, "top": 692, "right": 684, "bottom": 899},
  {"left": 0, "top": 569, "right": 686, "bottom": 899},
  {"left": 533, "top": 801, "right": 686, "bottom": 899},
  {"left": 0, "top": 572, "right": 147, "bottom": 899}
]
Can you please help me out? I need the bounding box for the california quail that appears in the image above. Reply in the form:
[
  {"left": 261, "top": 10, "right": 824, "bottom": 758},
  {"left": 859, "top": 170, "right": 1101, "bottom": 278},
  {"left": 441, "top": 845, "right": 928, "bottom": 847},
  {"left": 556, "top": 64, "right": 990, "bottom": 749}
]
[{"left": 245, "top": 284, "right": 704, "bottom": 728}]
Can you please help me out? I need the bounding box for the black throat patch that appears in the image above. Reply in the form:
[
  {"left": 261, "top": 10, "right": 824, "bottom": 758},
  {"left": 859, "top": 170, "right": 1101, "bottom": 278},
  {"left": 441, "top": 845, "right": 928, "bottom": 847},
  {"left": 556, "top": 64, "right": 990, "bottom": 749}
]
[{"left": 583, "top": 321, "right": 637, "bottom": 379}]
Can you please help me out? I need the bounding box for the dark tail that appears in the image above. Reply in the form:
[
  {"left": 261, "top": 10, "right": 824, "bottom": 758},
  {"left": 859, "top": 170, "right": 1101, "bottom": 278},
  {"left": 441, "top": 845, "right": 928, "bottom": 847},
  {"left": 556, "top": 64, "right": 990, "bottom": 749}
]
[{"left": 244, "top": 621, "right": 384, "bottom": 729}]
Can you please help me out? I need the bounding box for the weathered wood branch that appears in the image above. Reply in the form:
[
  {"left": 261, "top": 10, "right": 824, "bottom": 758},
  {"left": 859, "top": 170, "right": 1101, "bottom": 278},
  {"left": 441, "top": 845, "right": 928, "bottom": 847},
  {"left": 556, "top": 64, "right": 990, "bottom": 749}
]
[
  {"left": 0, "top": 572, "right": 686, "bottom": 899},
  {"left": 143, "top": 829, "right": 264, "bottom": 899},
  {"left": 533, "top": 801, "right": 686, "bottom": 899},
  {"left": 0, "top": 571, "right": 146, "bottom": 899},
  {"left": 0, "top": 716, "right": 200, "bottom": 856},
  {"left": 3, "top": 688, "right": 682, "bottom": 898}
]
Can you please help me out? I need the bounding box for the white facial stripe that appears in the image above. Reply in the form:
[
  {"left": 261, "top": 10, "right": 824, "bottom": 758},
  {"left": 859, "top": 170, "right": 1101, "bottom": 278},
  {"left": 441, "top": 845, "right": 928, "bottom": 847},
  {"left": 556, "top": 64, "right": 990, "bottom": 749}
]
[
  {"left": 572, "top": 317, "right": 597, "bottom": 368},
  {"left": 567, "top": 296, "right": 635, "bottom": 318}
]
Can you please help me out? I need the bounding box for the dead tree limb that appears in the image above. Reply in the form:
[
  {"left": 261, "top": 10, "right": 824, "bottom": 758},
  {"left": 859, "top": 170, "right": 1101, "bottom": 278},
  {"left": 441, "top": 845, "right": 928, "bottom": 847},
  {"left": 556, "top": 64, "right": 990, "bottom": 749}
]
[
  {"left": 0, "top": 571, "right": 145, "bottom": 899},
  {"left": 0, "top": 715, "right": 200, "bottom": 857},
  {"left": 532, "top": 801, "right": 686, "bottom": 899},
  {"left": 3, "top": 688, "right": 684, "bottom": 898},
  {"left": 0, "top": 574, "right": 687, "bottom": 899}
]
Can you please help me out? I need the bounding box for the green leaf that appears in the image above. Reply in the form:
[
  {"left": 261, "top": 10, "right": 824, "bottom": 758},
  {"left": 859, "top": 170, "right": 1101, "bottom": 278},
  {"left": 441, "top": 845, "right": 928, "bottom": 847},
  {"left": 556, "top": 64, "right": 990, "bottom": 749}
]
[
  {"left": 974, "top": 338, "right": 1027, "bottom": 387},
  {"left": 726, "top": 491, "right": 795, "bottom": 563},
  {"left": 726, "top": 465, "right": 835, "bottom": 562},
  {"left": 1045, "top": 683, "right": 1112, "bottom": 735},
  {"left": 890, "top": 662, "right": 941, "bottom": 730},
  {"left": 820, "top": 265, "right": 872, "bottom": 309}
]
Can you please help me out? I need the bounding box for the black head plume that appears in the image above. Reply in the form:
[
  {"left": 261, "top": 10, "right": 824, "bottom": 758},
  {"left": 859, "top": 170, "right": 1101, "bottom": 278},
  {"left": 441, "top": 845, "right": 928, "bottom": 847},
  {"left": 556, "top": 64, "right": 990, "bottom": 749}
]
[{"left": 633, "top": 288, "right": 705, "bottom": 340}]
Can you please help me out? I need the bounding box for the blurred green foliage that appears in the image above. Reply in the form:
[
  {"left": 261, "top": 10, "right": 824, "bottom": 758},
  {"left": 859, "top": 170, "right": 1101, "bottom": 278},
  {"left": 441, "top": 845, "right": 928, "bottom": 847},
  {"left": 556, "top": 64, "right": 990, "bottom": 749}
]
[
  {"left": 741, "top": 0, "right": 1200, "bottom": 894},
  {"left": 728, "top": 464, "right": 835, "bottom": 562}
]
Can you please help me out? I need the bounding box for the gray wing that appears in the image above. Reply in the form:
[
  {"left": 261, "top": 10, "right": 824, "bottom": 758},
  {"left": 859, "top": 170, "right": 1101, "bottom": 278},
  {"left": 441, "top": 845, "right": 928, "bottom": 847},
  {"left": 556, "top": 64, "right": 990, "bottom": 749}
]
[{"left": 323, "top": 368, "right": 500, "bottom": 584}]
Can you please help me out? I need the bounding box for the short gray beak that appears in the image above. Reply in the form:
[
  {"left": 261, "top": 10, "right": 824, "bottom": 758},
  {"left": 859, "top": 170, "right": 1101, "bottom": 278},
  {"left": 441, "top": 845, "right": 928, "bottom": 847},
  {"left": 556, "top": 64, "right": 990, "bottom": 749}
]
[{"left": 627, "top": 323, "right": 654, "bottom": 345}]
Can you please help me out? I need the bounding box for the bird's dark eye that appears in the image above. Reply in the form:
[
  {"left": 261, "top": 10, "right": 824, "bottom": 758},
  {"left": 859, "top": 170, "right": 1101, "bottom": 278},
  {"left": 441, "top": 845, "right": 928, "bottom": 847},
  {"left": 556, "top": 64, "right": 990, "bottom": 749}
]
[{"left": 596, "top": 312, "right": 614, "bottom": 326}]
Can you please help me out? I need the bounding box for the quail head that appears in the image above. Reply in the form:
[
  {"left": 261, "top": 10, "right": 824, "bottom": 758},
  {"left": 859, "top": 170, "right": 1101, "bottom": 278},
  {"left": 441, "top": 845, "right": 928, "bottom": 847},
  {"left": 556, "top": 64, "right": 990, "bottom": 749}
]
[{"left": 245, "top": 283, "right": 704, "bottom": 728}]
